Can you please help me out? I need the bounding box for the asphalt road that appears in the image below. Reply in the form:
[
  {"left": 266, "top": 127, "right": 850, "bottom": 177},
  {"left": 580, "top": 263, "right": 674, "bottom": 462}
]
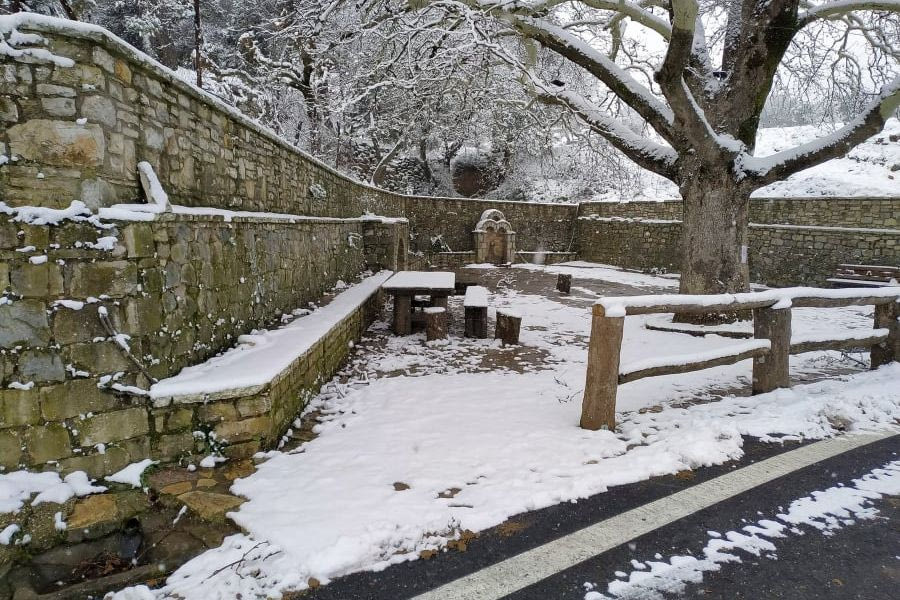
[{"left": 297, "top": 434, "right": 898, "bottom": 600}]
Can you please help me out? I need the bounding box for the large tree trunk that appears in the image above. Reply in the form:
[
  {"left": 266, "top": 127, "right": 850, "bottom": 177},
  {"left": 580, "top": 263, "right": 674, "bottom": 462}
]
[{"left": 675, "top": 170, "right": 751, "bottom": 323}]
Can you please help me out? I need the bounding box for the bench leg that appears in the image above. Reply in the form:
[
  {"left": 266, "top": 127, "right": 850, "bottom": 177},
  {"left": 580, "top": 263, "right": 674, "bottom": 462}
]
[{"left": 394, "top": 294, "right": 412, "bottom": 335}]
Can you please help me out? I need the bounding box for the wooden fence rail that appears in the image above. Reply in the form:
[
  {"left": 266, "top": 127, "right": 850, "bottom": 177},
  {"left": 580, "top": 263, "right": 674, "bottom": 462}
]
[{"left": 581, "top": 287, "right": 900, "bottom": 431}]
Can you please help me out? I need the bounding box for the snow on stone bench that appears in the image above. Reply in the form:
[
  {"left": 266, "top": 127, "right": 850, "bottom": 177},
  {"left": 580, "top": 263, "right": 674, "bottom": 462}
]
[
  {"left": 619, "top": 340, "right": 772, "bottom": 384},
  {"left": 149, "top": 271, "right": 392, "bottom": 406},
  {"left": 597, "top": 286, "right": 900, "bottom": 317},
  {"left": 463, "top": 285, "right": 489, "bottom": 308}
]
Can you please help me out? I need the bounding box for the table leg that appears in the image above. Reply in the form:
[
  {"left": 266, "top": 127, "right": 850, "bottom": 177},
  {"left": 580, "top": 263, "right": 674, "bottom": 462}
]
[
  {"left": 432, "top": 294, "right": 449, "bottom": 326},
  {"left": 394, "top": 294, "right": 412, "bottom": 335}
]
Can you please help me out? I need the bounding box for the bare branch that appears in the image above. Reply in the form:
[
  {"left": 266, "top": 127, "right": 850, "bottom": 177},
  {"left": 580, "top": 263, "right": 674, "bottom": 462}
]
[
  {"left": 539, "top": 87, "right": 680, "bottom": 180},
  {"left": 799, "top": 0, "right": 900, "bottom": 27},
  {"left": 653, "top": 0, "right": 715, "bottom": 152},
  {"left": 511, "top": 15, "right": 677, "bottom": 142}
]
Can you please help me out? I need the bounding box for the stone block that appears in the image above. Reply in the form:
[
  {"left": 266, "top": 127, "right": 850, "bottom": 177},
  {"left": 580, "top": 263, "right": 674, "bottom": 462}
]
[
  {"left": 0, "top": 299, "right": 50, "bottom": 348},
  {"left": 213, "top": 416, "right": 271, "bottom": 444},
  {"left": 0, "top": 389, "right": 40, "bottom": 428},
  {"left": 51, "top": 303, "right": 110, "bottom": 344},
  {"left": 58, "top": 444, "right": 130, "bottom": 478},
  {"left": 154, "top": 432, "right": 195, "bottom": 460},
  {"left": 196, "top": 402, "right": 237, "bottom": 424},
  {"left": 177, "top": 490, "right": 243, "bottom": 522},
  {"left": 67, "top": 493, "right": 117, "bottom": 530},
  {"left": 0, "top": 429, "right": 22, "bottom": 469},
  {"left": 67, "top": 341, "right": 133, "bottom": 373},
  {"left": 93, "top": 47, "right": 115, "bottom": 73},
  {"left": 114, "top": 60, "right": 132, "bottom": 84},
  {"left": 122, "top": 224, "right": 155, "bottom": 258},
  {"left": 77, "top": 407, "right": 149, "bottom": 446},
  {"left": 163, "top": 406, "right": 193, "bottom": 432},
  {"left": 66, "top": 260, "right": 138, "bottom": 297},
  {"left": 0, "top": 97, "right": 18, "bottom": 122},
  {"left": 36, "top": 84, "right": 76, "bottom": 97},
  {"left": 7, "top": 119, "right": 105, "bottom": 167},
  {"left": 40, "top": 379, "right": 117, "bottom": 421},
  {"left": 81, "top": 95, "right": 117, "bottom": 128},
  {"left": 24, "top": 423, "right": 72, "bottom": 463},
  {"left": 235, "top": 395, "right": 271, "bottom": 418},
  {"left": 18, "top": 349, "right": 65, "bottom": 383}
]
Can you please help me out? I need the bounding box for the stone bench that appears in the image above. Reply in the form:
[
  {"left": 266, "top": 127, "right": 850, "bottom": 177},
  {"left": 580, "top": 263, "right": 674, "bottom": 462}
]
[
  {"left": 147, "top": 271, "right": 392, "bottom": 458},
  {"left": 463, "top": 285, "right": 489, "bottom": 339}
]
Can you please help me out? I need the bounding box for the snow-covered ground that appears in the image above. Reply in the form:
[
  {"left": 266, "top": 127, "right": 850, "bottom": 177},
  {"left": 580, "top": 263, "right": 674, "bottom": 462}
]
[{"left": 116, "top": 264, "right": 900, "bottom": 600}]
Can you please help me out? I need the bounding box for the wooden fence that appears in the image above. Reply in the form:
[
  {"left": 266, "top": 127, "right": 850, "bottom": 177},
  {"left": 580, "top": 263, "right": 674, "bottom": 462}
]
[{"left": 581, "top": 287, "right": 900, "bottom": 430}]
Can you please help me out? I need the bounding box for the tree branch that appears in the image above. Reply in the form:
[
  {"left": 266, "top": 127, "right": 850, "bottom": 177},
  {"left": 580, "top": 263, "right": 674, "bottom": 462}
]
[
  {"left": 653, "top": 0, "right": 716, "bottom": 153},
  {"left": 738, "top": 75, "right": 900, "bottom": 185},
  {"left": 799, "top": 0, "right": 900, "bottom": 27},
  {"left": 512, "top": 15, "right": 678, "bottom": 143},
  {"left": 540, "top": 87, "right": 680, "bottom": 180}
]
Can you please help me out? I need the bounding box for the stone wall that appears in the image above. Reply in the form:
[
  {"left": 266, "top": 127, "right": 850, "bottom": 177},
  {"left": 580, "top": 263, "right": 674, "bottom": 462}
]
[
  {"left": 0, "top": 18, "right": 403, "bottom": 217},
  {"left": 576, "top": 218, "right": 899, "bottom": 285},
  {"left": 0, "top": 210, "right": 373, "bottom": 475},
  {"left": 749, "top": 224, "right": 900, "bottom": 287},
  {"left": 404, "top": 197, "right": 577, "bottom": 254},
  {"left": 576, "top": 218, "right": 682, "bottom": 273},
  {"left": 577, "top": 197, "right": 900, "bottom": 228}
]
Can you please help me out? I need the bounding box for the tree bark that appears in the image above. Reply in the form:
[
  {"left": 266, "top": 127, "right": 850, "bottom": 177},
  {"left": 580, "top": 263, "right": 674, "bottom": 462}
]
[
  {"left": 193, "top": 0, "right": 203, "bottom": 88},
  {"left": 675, "top": 169, "right": 751, "bottom": 323}
]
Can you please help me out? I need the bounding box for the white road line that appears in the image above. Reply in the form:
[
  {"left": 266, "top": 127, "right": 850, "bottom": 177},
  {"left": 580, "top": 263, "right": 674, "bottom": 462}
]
[{"left": 411, "top": 431, "right": 897, "bottom": 600}]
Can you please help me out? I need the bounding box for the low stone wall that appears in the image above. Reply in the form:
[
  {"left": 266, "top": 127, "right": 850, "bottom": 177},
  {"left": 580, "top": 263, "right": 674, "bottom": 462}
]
[
  {"left": 405, "top": 198, "right": 577, "bottom": 254},
  {"left": 151, "top": 285, "right": 384, "bottom": 462},
  {"left": 0, "top": 210, "right": 393, "bottom": 475},
  {"left": 577, "top": 218, "right": 900, "bottom": 285},
  {"left": 576, "top": 218, "right": 681, "bottom": 274},
  {"left": 749, "top": 224, "right": 900, "bottom": 287}
]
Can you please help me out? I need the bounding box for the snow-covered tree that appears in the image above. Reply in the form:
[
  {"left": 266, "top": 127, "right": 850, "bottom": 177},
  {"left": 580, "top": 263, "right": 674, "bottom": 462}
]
[{"left": 403, "top": 0, "right": 900, "bottom": 315}]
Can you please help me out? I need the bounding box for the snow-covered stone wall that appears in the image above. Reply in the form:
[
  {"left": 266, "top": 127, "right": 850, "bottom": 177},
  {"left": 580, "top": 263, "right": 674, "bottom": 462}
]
[{"left": 0, "top": 16, "right": 404, "bottom": 217}]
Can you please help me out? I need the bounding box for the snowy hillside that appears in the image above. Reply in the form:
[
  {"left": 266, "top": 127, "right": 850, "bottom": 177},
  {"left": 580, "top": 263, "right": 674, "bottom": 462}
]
[{"left": 752, "top": 118, "right": 900, "bottom": 198}]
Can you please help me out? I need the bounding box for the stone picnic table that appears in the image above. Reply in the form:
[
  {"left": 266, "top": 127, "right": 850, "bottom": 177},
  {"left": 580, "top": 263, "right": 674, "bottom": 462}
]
[{"left": 382, "top": 271, "right": 456, "bottom": 335}]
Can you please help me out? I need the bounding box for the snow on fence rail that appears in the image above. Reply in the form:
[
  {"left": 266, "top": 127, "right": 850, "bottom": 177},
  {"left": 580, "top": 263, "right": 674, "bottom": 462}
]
[{"left": 581, "top": 286, "right": 900, "bottom": 430}]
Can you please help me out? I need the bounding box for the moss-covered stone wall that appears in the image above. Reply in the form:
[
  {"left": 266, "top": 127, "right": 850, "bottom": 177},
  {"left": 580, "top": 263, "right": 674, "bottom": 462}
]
[{"left": 0, "top": 211, "right": 368, "bottom": 475}]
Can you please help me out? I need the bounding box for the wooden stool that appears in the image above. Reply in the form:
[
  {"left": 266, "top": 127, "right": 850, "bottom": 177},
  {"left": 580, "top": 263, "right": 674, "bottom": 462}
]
[
  {"left": 464, "top": 285, "right": 489, "bottom": 338},
  {"left": 425, "top": 307, "right": 447, "bottom": 341},
  {"left": 495, "top": 310, "right": 521, "bottom": 345}
]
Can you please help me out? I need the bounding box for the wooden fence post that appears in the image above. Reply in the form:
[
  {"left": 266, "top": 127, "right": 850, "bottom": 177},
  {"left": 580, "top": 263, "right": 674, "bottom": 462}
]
[
  {"left": 580, "top": 305, "right": 623, "bottom": 430},
  {"left": 752, "top": 306, "right": 791, "bottom": 394},
  {"left": 871, "top": 301, "right": 899, "bottom": 368}
]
